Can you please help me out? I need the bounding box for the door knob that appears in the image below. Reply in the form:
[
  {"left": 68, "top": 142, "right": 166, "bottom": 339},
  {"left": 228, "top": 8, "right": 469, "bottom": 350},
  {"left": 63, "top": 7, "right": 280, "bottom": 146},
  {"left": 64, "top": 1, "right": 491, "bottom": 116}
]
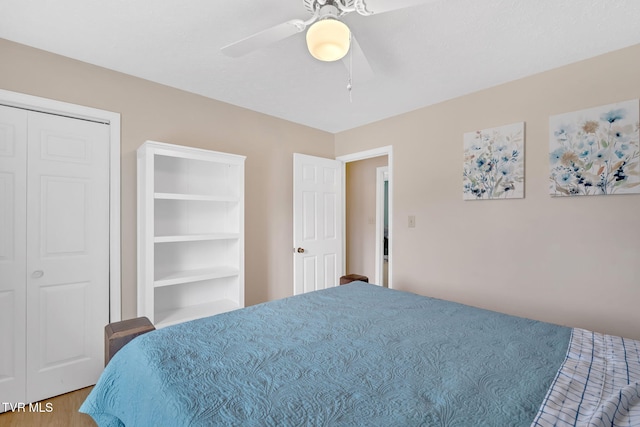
[
  {"left": 296, "top": 247, "right": 305, "bottom": 253},
  {"left": 31, "top": 270, "right": 44, "bottom": 279}
]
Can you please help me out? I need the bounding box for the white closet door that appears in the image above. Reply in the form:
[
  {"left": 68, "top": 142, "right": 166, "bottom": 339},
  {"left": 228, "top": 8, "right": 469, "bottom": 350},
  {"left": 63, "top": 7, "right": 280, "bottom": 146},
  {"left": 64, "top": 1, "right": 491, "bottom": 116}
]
[
  {"left": 25, "top": 112, "right": 110, "bottom": 402},
  {"left": 0, "top": 105, "right": 28, "bottom": 407}
]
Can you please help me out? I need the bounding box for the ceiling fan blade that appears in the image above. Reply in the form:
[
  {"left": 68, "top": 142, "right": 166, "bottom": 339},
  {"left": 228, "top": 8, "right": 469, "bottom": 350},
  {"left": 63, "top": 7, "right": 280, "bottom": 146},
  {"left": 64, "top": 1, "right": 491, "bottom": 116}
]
[
  {"left": 342, "top": 34, "right": 374, "bottom": 83},
  {"left": 221, "top": 19, "right": 306, "bottom": 57},
  {"left": 355, "top": 0, "right": 437, "bottom": 15}
]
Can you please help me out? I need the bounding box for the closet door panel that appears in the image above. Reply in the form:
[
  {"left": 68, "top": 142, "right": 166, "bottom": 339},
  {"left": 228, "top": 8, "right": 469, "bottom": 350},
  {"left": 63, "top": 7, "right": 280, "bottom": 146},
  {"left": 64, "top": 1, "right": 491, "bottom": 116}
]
[
  {"left": 25, "top": 112, "right": 110, "bottom": 403},
  {"left": 0, "top": 105, "right": 27, "bottom": 409}
]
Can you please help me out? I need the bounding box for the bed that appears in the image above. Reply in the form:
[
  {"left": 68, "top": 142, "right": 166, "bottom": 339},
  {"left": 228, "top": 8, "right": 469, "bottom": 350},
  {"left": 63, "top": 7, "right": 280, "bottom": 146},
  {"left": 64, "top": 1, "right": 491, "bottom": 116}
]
[{"left": 80, "top": 282, "right": 640, "bottom": 426}]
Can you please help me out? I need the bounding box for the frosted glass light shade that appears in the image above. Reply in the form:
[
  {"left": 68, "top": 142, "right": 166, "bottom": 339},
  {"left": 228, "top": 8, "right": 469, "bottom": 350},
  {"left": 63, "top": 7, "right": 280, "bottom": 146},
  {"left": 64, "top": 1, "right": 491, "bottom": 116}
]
[{"left": 306, "top": 19, "right": 350, "bottom": 62}]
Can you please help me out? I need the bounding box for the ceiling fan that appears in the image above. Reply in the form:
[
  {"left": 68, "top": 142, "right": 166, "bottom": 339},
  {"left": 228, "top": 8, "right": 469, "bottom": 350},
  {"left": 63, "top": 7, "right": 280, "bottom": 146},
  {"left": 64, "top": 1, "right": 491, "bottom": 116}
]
[{"left": 221, "top": 0, "right": 436, "bottom": 78}]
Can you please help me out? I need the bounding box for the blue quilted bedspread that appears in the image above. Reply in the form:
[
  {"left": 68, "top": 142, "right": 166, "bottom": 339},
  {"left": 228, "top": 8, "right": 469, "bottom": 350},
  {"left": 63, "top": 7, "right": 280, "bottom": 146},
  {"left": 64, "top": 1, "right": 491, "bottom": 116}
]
[{"left": 81, "top": 283, "right": 571, "bottom": 426}]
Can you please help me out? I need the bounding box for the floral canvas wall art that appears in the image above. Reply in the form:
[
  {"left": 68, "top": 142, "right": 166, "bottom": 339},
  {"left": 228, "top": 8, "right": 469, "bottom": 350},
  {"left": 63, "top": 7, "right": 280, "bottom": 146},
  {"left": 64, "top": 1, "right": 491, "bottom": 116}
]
[
  {"left": 463, "top": 122, "right": 525, "bottom": 200},
  {"left": 549, "top": 100, "right": 640, "bottom": 196}
]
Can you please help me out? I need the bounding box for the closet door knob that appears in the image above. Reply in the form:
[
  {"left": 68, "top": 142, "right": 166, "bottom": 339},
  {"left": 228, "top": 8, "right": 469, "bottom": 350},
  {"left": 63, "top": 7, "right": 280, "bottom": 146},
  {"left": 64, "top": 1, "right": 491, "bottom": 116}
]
[
  {"left": 31, "top": 270, "right": 44, "bottom": 279},
  {"left": 296, "top": 247, "right": 305, "bottom": 253}
]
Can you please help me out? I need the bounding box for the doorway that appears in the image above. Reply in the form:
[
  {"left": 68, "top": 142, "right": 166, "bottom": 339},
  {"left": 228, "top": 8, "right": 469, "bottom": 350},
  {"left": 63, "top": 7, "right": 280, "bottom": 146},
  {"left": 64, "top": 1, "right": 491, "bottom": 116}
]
[
  {"left": 292, "top": 146, "right": 393, "bottom": 294},
  {"left": 337, "top": 146, "right": 393, "bottom": 288}
]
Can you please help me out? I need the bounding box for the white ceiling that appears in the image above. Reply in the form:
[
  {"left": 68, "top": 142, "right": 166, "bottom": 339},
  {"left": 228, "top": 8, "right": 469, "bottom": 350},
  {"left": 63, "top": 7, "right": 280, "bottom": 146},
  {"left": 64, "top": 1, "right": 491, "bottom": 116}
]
[{"left": 2, "top": 0, "right": 640, "bottom": 133}]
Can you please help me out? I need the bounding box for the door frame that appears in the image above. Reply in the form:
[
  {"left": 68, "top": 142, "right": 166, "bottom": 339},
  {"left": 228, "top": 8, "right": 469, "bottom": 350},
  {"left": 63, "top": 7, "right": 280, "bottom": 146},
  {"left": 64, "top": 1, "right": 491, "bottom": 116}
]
[
  {"left": 336, "top": 145, "right": 393, "bottom": 289},
  {"left": 375, "top": 166, "right": 389, "bottom": 287},
  {"left": 0, "top": 89, "right": 122, "bottom": 322}
]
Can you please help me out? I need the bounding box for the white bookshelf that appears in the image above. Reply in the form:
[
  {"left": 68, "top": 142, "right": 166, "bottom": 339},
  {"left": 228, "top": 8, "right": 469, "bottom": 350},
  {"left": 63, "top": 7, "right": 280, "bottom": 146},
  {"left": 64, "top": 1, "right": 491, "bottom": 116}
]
[{"left": 137, "top": 141, "right": 245, "bottom": 328}]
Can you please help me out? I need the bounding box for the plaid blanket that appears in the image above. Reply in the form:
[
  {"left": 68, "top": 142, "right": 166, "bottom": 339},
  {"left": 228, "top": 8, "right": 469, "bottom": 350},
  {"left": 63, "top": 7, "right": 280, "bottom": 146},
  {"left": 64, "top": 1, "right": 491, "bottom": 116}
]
[{"left": 532, "top": 328, "right": 640, "bottom": 427}]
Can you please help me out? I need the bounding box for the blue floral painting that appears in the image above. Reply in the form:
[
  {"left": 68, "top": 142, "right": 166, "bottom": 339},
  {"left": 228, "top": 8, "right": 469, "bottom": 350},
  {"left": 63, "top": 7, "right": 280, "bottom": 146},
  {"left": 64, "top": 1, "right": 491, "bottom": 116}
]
[
  {"left": 463, "top": 122, "right": 525, "bottom": 200},
  {"left": 549, "top": 100, "right": 640, "bottom": 196}
]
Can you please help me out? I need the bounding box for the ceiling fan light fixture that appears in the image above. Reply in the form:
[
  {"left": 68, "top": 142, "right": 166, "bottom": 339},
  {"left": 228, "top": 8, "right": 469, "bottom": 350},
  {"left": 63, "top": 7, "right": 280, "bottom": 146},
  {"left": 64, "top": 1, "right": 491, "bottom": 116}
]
[{"left": 306, "top": 18, "right": 350, "bottom": 62}]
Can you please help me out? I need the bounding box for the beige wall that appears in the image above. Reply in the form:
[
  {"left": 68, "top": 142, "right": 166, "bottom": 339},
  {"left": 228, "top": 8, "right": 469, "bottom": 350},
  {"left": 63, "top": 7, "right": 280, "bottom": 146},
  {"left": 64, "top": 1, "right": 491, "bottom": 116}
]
[
  {"left": 345, "top": 156, "right": 388, "bottom": 282},
  {"left": 0, "top": 39, "right": 335, "bottom": 319},
  {"left": 336, "top": 44, "right": 640, "bottom": 340}
]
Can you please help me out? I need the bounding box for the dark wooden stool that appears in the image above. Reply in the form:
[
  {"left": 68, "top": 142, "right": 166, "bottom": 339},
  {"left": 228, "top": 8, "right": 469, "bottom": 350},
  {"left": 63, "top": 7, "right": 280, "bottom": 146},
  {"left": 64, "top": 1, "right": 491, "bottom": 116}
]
[
  {"left": 105, "top": 317, "right": 155, "bottom": 366},
  {"left": 339, "top": 274, "right": 369, "bottom": 285}
]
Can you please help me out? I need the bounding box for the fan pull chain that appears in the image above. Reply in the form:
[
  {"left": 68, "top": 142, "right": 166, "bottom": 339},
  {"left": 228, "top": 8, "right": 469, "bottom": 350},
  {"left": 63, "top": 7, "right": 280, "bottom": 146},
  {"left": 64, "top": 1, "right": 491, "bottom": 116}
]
[{"left": 347, "top": 32, "right": 353, "bottom": 103}]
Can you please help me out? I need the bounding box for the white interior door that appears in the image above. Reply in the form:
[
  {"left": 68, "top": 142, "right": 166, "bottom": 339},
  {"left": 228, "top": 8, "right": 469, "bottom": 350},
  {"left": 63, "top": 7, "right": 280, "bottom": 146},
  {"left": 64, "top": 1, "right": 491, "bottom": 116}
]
[
  {"left": 293, "top": 153, "right": 343, "bottom": 295},
  {"left": 25, "top": 111, "right": 110, "bottom": 403},
  {"left": 0, "top": 105, "right": 28, "bottom": 406}
]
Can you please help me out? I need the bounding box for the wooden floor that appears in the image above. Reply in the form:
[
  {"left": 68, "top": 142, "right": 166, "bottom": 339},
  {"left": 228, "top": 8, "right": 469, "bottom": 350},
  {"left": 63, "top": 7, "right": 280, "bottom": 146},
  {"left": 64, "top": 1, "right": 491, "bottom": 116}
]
[{"left": 0, "top": 387, "right": 97, "bottom": 427}]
